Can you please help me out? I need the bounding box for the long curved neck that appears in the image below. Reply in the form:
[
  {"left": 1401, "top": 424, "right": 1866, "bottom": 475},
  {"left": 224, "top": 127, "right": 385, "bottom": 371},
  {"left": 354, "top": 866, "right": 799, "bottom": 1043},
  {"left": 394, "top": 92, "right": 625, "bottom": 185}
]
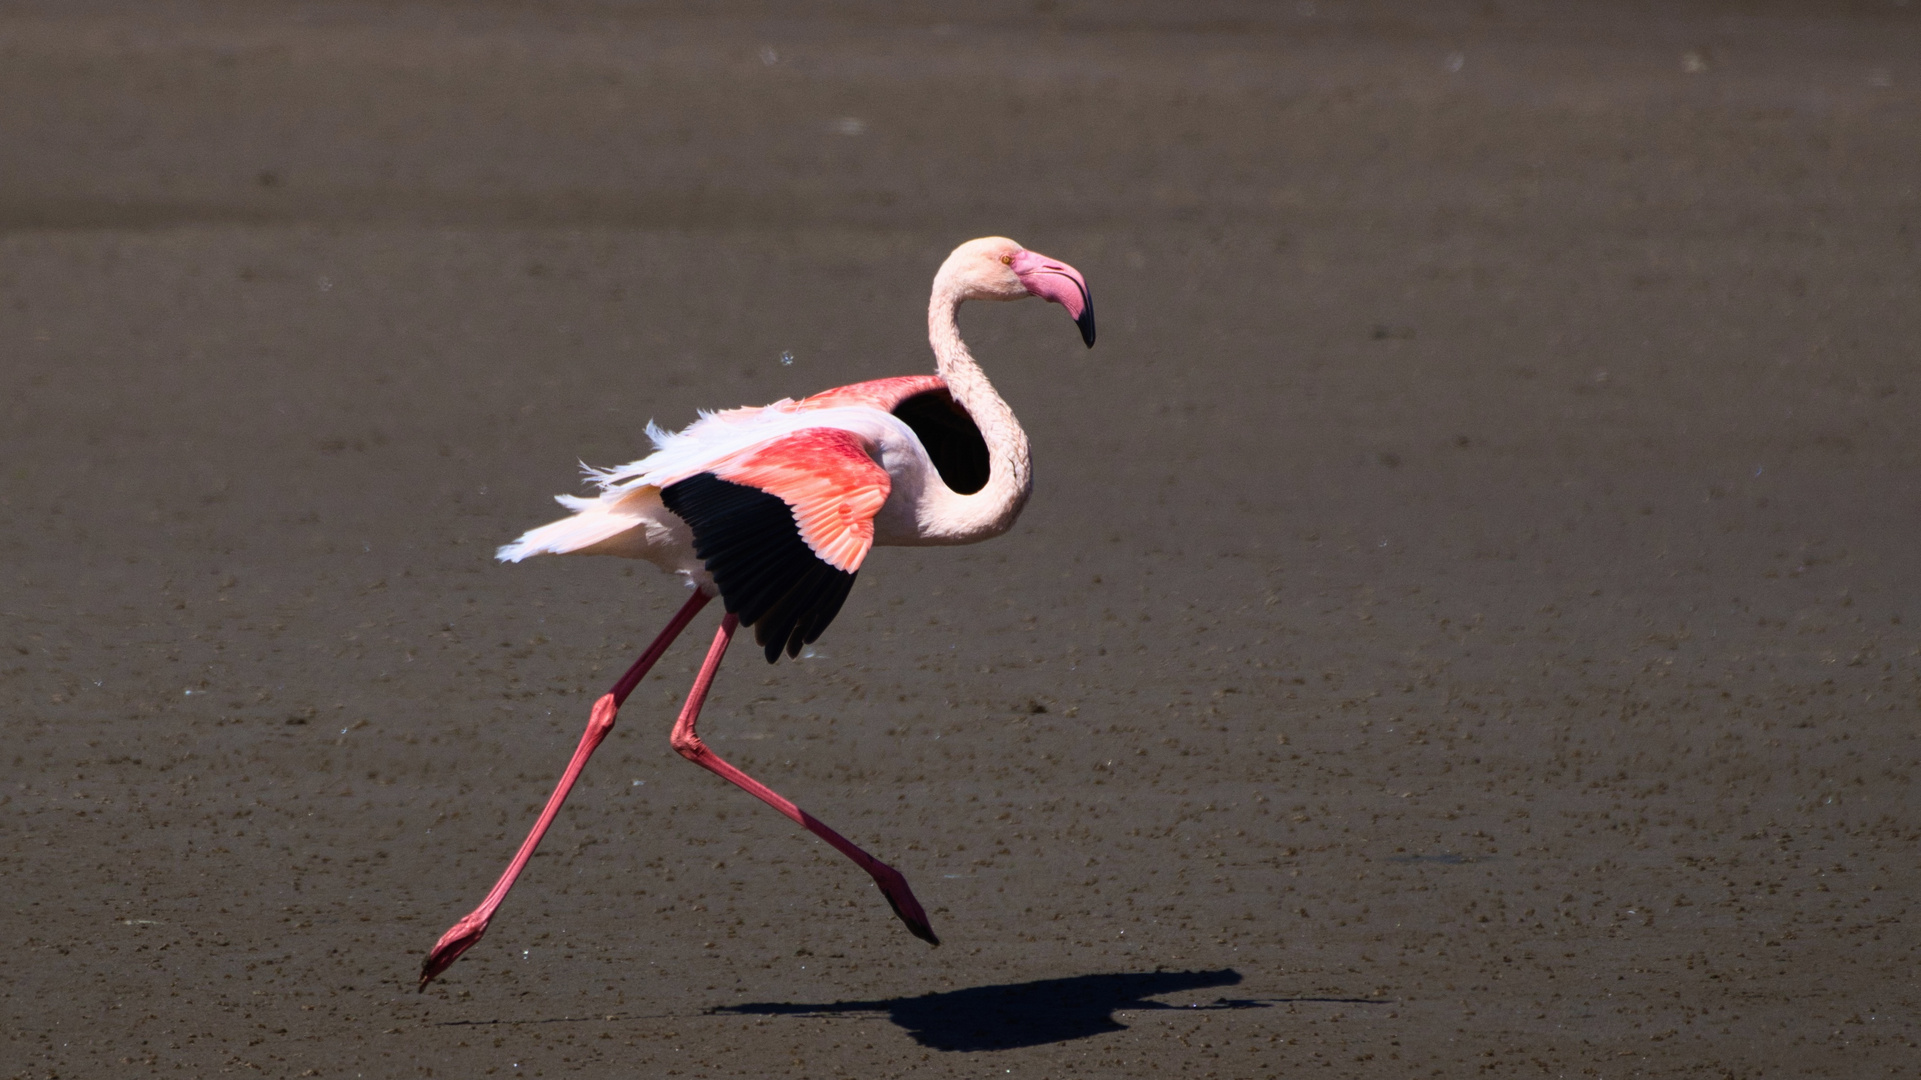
[{"left": 922, "top": 281, "right": 1032, "bottom": 541}]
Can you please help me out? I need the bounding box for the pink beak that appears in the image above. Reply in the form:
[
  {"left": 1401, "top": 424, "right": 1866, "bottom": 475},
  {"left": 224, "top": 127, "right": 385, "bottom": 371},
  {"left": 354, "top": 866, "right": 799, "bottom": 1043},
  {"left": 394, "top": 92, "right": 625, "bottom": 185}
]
[{"left": 1010, "top": 250, "right": 1096, "bottom": 348}]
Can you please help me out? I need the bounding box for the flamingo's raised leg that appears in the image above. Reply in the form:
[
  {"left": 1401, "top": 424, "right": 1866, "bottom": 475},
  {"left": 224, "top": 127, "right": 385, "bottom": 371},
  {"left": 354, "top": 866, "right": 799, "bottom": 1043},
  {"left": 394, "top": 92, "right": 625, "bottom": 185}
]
[
  {"left": 672, "top": 614, "right": 940, "bottom": 946},
  {"left": 419, "top": 590, "right": 713, "bottom": 990}
]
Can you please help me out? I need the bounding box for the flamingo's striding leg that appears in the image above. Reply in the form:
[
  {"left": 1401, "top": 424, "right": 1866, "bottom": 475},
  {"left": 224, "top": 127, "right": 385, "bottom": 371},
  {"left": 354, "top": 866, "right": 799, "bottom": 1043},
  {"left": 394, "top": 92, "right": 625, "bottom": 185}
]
[
  {"left": 419, "top": 590, "right": 713, "bottom": 991},
  {"left": 672, "top": 615, "right": 940, "bottom": 946}
]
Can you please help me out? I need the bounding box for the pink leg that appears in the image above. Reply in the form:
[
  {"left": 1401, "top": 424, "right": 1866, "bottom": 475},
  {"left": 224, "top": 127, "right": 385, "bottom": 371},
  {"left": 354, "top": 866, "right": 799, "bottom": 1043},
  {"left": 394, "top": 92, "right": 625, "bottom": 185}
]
[
  {"left": 419, "top": 590, "right": 712, "bottom": 990},
  {"left": 672, "top": 614, "right": 940, "bottom": 946}
]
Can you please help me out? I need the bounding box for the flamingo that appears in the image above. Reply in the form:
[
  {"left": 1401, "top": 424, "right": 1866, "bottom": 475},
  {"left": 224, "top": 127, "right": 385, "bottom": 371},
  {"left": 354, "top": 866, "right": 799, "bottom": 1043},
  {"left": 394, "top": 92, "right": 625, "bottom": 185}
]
[{"left": 419, "top": 237, "right": 1095, "bottom": 990}]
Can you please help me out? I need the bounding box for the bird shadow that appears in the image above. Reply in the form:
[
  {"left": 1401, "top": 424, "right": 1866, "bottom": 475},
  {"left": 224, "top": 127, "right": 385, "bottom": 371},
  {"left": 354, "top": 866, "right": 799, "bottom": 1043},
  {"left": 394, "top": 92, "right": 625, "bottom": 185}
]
[{"left": 711, "top": 968, "right": 1371, "bottom": 1052}]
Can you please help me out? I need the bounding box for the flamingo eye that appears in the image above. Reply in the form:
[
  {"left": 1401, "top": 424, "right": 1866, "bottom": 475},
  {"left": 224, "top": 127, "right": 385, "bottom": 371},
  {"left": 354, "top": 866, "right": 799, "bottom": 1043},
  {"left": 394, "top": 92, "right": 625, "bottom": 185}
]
[{"left": 1000, "top": 254, "right": 1013, "bottom": 265}]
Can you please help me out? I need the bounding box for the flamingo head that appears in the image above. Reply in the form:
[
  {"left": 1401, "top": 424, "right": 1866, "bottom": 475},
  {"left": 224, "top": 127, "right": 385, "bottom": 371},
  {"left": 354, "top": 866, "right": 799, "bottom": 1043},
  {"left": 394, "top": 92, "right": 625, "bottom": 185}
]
[{"left": 940, "top": 236, "right": 1096, "bottom": 348}]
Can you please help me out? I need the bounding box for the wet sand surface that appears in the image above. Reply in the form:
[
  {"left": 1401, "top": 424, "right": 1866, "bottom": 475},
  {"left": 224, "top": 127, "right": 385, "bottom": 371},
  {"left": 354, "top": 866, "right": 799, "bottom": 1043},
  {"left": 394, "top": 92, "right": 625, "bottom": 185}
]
[{"left": 4, "top": 2, "right": 1919, "bottom": 1076}]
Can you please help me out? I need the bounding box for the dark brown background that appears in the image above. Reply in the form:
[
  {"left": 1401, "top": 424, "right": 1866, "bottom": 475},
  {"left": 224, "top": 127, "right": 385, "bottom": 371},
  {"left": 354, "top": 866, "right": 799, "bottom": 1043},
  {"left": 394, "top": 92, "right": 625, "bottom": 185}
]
[{"left": 4, "top": 2, "right": 1917, "bottom": 1077}]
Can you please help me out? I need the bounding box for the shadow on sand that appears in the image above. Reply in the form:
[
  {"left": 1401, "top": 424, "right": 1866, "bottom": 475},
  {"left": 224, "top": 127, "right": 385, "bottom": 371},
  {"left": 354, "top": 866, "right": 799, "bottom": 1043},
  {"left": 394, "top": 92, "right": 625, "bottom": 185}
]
[{"left": 713, "top": 969, "right": 1375, "bottom": 1051}]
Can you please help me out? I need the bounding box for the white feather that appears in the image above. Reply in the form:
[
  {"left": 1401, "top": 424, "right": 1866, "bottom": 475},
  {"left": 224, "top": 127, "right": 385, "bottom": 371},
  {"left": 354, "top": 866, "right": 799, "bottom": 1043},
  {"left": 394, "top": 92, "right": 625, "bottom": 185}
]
[
  {"left": 586, "top": 404, "right": 915, "bottom": 494},
  {"left": 495, "top": 403, "right": 923, "bottom": 585},
  {"left": 496, "top": 493, "right": 646, "bottom": 563}
]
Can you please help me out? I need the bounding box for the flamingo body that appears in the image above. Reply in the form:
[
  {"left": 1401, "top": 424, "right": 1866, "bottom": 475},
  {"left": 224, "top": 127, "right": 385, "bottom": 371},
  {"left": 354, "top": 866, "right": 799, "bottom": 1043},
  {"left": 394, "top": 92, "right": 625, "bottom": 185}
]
[
  {"left": 419, "top": 237, "right": 1094, "bottom": 989},
  {"left": 497, "top": 377, "right": 987, "bottom": 661}
]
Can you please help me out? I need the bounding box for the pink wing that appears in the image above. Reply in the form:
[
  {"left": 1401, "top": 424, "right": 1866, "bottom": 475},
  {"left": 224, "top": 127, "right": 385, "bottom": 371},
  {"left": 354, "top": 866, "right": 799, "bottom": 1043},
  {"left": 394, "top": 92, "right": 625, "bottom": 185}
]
[
  {"left": 710, "top": 428, "right": 890, "bottom": 574},
  {"left": 797, "top": 375, "right": 946, "bottom": 414},
  {"left": 659, "top": 427, "right": 889, "bottom": 663}
]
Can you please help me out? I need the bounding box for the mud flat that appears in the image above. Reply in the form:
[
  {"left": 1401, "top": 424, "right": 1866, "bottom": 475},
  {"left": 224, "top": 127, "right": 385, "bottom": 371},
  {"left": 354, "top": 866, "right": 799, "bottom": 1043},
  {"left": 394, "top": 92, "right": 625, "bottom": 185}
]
[{"left": 3, "top": 2, "right": 1917, "bottom": 1076}]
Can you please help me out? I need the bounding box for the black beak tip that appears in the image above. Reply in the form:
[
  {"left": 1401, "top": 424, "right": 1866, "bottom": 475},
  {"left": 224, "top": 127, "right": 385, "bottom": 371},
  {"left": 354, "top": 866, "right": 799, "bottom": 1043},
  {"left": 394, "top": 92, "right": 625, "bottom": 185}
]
[{"left": 1076, "top": 304, "right": 1097, "bottom": 349}]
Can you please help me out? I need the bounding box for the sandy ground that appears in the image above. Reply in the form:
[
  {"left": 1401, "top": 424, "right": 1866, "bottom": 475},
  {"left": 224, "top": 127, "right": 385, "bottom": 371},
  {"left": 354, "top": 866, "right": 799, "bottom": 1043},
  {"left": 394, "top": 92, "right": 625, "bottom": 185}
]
[{"left": 4, "top": 2, "right": 1919, "bottom": 1077}]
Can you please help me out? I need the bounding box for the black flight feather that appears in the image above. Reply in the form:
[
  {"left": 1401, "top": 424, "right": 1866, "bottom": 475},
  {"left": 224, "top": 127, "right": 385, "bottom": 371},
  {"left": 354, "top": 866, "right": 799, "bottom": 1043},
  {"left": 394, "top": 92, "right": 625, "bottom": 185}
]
[{"left": 661, "top": 473, "right": 859, "bottom": 663}]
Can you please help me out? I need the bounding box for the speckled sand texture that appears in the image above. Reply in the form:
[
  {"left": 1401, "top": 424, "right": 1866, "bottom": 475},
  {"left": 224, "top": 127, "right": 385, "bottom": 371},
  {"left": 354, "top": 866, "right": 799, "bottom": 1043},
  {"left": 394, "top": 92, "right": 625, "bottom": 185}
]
[{"left": 4, "top": 3, "right": 1917, "bottom": 1077}]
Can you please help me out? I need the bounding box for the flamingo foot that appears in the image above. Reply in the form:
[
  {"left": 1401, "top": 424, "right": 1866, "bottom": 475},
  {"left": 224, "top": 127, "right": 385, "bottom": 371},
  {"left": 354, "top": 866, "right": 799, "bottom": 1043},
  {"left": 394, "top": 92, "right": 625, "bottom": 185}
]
[
  {"left": 870, "top": 861, "right": 940, "bottom": 946},
  {"left": 419, "top": 911, "right": 490, "bottom": 991}
]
